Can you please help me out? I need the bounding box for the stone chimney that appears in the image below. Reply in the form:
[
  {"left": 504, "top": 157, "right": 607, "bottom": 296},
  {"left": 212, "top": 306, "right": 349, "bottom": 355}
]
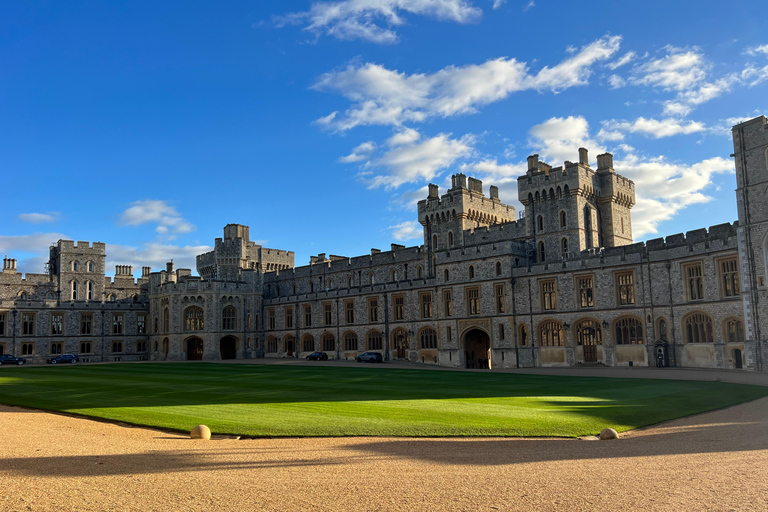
[
  {"left": 489, "top": 185, "right": 499, "bottom": 200},
  {"left": 527, "top": 154, "right": 539, "bottom": 171},
  {"left": 142, "top": 266, "right": 151, "bottom": 277},
  {"left": 578, "top": 147, "right": 589, "bottom": 165},
  {"left": 597, "top": 152, "right": 614, "bottom": 173},
  {"left": 166, "top": 260, "right": 174, "bottom": 273},
  {"left": 428, "top": 183, "right": 439, "bottom": 198}
]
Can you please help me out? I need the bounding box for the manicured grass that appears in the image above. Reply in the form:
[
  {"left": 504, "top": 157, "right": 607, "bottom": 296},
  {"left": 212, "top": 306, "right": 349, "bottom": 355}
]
[{"left": 0, "top": 363, "right": 766, "bottom": 437}]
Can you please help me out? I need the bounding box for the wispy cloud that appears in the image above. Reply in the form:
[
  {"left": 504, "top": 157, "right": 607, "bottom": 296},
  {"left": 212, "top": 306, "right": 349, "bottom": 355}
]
[
  {"left": 597, "top": 117, "right": 706, "bottom": 140},
  {"left": 0, "top": 232, "right": 69, "bottom": 274},
  {"left": 18, "top": 212, "right": 59, "bottom": 224},
  {"left": 118, "top": 200, "right": 196, "bottom": 238},
  {"left": 388, "top": 220, "right": 423, "bottom": 241},
  {"left": 106, "top": 242, "right": 212, "bottom": 275}
]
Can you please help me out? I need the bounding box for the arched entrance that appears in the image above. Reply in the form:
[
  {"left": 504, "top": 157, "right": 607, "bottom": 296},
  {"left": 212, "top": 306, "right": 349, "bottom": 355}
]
[
  {"left": 186, "top": 337, "right": 204, "bottom": 361},
  {"left": 463, "top": 329, "right": 490, "bottom": 369},
  {"left": 220, "top": 336, "right": 237, "bottom": 360}
]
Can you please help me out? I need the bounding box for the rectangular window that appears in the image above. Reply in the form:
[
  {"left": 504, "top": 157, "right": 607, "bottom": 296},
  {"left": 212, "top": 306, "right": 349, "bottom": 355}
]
[
  {"left": 285, "top": 307, "right": 293, "bottom": 329},
  {"left": 112, "top": 314, "right": 123, "bottom": 335},
  {"left": 137, "top": 340, "right": 147, "bottom": 352},
  {"left": 50, "top": 342, "right": 62, "bottom": 355},
  {"left": 684, "top": 263, "right": 704, "bottom": 301},
  {"left": 466, "top": 288, "right": 480, "bottom": 315},
  {"left": 420, "top": 292, "right": 433, "bottom": 319},
  {"left": 499, "top": 324, "right": 505, "bottom": 340},
  {"left": 137, "top": 314, "right": 147, "bottom": 335},
  {"left": 495, "top": 284, "right": 505, "bottom": 314},
  {"left": 345, "top": 301, "right": 354, "bottom": 324},
  {"left": 0, "top": 313, "right": 5, "bottom": 336},
  {"left": 443, "top": 289, "right": 453, "bottom": 317},
  {"left": 368, "top": 298, "right": 379, "bottom": 323},
  {"left": 268, "top": 309, "right": 276, "bottom": 330},
  {"left": 394, "top": 295, "right": 405, "bottom": 321},
  {"left": 80, "top": 314, "right": 92, "bottom": 335},
  {"left": 577, "top": 276, "right": 594, "bottom": 308},
  {"left": 21, "top": 343, "right": 34, "bottom": 355},
  {"left": 303, "top": 305, "right": 312, "bottom": 327},
  {"left": 719, "top": 258, "right": 740, "bottom": 297},
  {"left": 616, "top": 271, "right": 636, "bottom": 306},
  {"left": 447, "top": 326, "right": 452, "bottom": 342},
  {"left": 80, "top": 341, "right": 92, "bottom": 354},
  {"left": 323, "top": 303, "right": 332, "bottom": 326},
  {"left": 540, "top": 280, "right": 557, "bottom": 311},
  {"left": 22, "top": 313, "right": 35, "bottom": 335},
  {"left": 51, "top": 313, "right": 63, "bottom": 335}
]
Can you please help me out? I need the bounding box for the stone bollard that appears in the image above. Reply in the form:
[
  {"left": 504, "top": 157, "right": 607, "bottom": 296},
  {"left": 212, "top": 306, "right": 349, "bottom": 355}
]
[
  {"left": 599, "top": 428, "right": 618, "bottom": 440},
  {"left": 191, "top": 425, "right": 211, "bottom": 440}
]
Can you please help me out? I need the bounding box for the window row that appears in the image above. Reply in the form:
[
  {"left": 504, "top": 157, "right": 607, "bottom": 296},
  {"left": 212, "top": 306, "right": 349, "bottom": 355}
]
[
  {"left": 13, "top": 340, "right": 149, "bottom": 356},
  {"left": 264, "top": 327, "right": 441, "bottom": 353},
  {"left": 0, "top": 312, "right": 148, "bottom": 336}
]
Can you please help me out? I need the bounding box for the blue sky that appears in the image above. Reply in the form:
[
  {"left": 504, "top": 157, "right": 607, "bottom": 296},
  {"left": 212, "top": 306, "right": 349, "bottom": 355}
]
[{"left": 2, "top": 1, "right": 767, "bottom": 275}]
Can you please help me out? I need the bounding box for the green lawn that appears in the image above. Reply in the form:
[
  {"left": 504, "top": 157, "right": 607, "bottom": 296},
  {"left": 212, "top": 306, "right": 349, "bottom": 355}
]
[{"left": 0, "top": 363, "right": 765, "bottom": 437}]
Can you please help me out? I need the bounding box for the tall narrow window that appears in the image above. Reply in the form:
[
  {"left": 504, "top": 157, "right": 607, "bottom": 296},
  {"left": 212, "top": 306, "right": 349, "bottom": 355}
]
[
  {"left": 285, "top": 306, "right": 293, "bottom": 329},
  {"left": 468, "top": 266, "right": 475, "bottom": 279},
  {"left": 268, "top": 308, "right": 276, "bottom": 330},
  {"left": 614, "top": 317, "right": 644, "bottom": 344},
  {"left": 0, "top": 313, "right": 5, "bottom": 337},
  {"left": 345, "top": 301, "right": 354, "bottom": 324},
  {"left": 537, "top": 215, "right": 543, "bottom": 232},
  {"left": 394, "top": 295, "right": 405, "bottom": 320},
  {"left": 223, "top": 306, "right": 237, "bottom": 330},
  {"left": 541, "top": 280, "right": 557, "bottom": 311},
  {"left": 684, "top": 263, "right": 704, "bottom": 301},
  {"left": 725, "top": 319, "right": 745, "bottom": 343},
  {"left": 137, "top": 314, "right": 147, "bottom": 335},
  {"left": 50, "top": 313, "right": 63, "bottom": 335},
  {"left": 496, "top": 262, "right": 502, "bottom": 276},
  {"left": 584, "top": 207, "right": 593, "bottom": 248},
  {"left": 184, "top": 307, "right": 204, "bottom": 331},
  {"left": 616, "top": 272, "right": 635, "bottom": 306},
  {"left": 112, "top": 314, "right": 123, "bottom": 335},
  {"left": 658, "top": 318, "right": 668, "bottom": 340},
  {"left": 443, "top": 289, "right": 453, "bottom": 316},
  {"left": 539, "top": 321, "right": 564, "bottom": 346},
  {"left": 87, "top": 281, "right": 93, "bottom": 300},
  {"left": 448, "top": 232, "right": 454, "bottom": 247},
  {"left": 368, "top": 298, "right": 379, "bottom": 322},
  {"left": 304, "top": 305, "right": 312, "bottom": 327},
  {"left": 444, "top": 269, "right": 450, "bottom": 282},
  {"left": 433, "top": 234, "right": 438, "bottom": 250},
  {"left": 561, "top": 238, "right": 569, "bottom": 258},
  {"left": 71, "top": 281, "right": 78, "bottom": 301},
  {"left": 577, "top": 276, "right": 594, "bottom": 308},
  {"left": 81, "top": 314, "right": 92, "bottom": 335},
  {"left": 499, "top": 324, "right": 505, "bottom": 340},
  {"left": 420, "top": 293, "right": 433, "bottom": 319},
  {"left": 538, "top": 242, "right": 546, "bottom": 263},
  {"left": 323, "top": 303, "right": 332, "bottom": 325},
  {"left": 420, "top": 328, "right": 437, "bottom": 349},
  {"left": 560, "top": 211, "right": 566, "bottom": 229},
  {"left": 719, "top": 258, "right": 740, "bottom": 297},
  {"left": 466, "top": 288, "right": 480, "bottom": 315},
  {"left": 22, "top": 313, "right": 35, "bottom": 335},
  {"left": 495, "top": 284, "right": 505, "bottom": 314}
]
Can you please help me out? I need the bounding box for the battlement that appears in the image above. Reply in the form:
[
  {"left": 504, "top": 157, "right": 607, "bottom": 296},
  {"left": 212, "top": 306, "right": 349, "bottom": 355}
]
[
  {"left": 461, "top": 220, "right": 527, "bottom": 246},
  {"left": 56, "top": 240, "right": 106, "bottom": 253}
]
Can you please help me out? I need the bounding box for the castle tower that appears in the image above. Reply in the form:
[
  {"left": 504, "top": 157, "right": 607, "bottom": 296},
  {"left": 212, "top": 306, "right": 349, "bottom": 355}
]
[
  {"left": 732, "top": 115, "right": 768, "bottom": 369},
  {"left": 47, "top": 240, "right": 107, "bottom": 301}
]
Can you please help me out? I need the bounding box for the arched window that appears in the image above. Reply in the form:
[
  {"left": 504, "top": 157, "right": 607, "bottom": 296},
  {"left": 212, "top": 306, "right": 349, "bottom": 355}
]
[
  {"left": 416, "top": 266, "right": 423, "bottom": 279},
  {"left": 444, "top": 269, "right": 450, "bottom": 281},
  {"left": 621, "top": 217, "right": 624, "bottom": 234},
  {"left": 518, "top": 324, "right": 528, "bottom": 346},
  {"left": 163, "top": 308, "right": 170, "bottom": 333},
  {"left": 537, "top": 215, "right": 543, "bottom": 232},
  {"left": 448, "top": 232, "right": 454, "bottom": 247},
  {"left": 19, "top": 291, "right": 27, "bottom": 299},
  {"left": 87, "top": 261, "right": 94, "bottom": 272},
  {"left": 575, "top": 319, "right": 602, "bottom": 345},
  {"left": 561, "top": 238, "right": 569, "bottom": 258},
  {"left": 185, "top": 306, "right": 204, "bottom": 331},
  {"left": 302, "top": 334, "right": 315, "bottom": 352},
  {"left": 538, "top": 241, "right": 546, "bottom": 262},
  {"left": 539, "top": 321, "right": 564, "bottom": 346},
  {"left": 71, "top": 281, "right": 78, "bottom": 300},
  {"left": 496, "top": 262, "right": 502, "bottom": 276},
  {"left": 347, "top": 275, "right": 352, "bottom": 288},
  {"left": 615, "top": 317, "right": 644, "bottom": 344},
  {"left": 266, "top": 336, "right": 278, "bottom": 353},
  {"left": 368, "top": 272, "right": 374, "bottom": 285},
  {"left": 154, "top": 317, "right": 159, "bottom": 333},
  {"left": 684, "top": 312, "right": 714, "bottom": 343},
  {"left": 87, "top": 281, "right": 93, "bottom": 300},
  {"left": 469, "top": 266, "right": 475, "bottom": 279},
  {"left": 222, "top": 306, "right": 236, "bottom": 330},
  {"left": 560, "top": 211, "right": 567, "bottom": 229},
  {"left": 111, "top": 341, "right": 123, "bottom": 353},
  {"left": 108, "top": 294, "right": 116, "bottom": 302},
  {"left": 420, "top": 327, "right": 437, "bottom": 349},
  {"left": 72, "top": 261, "right": 79, "bottom": 271},
  {"left": 433, "top": 234, "right": 438, "bottom": 250},
  {"left": 367, "top": 330, "right": 383, "bottom": 350},
  {"left": 162, "top": 338, "right": 169, "bottom": 355},
  {"left": 584, "top": 207, "right": 593, "bottom": 248},
  {"left": 724, "top": 318, "right": 745, "bottom": 344},
  {"left": 390, "top": 269, "right": 397, "bottom": 282},
  {"left": 310, "top": 281, "right": 314, "bottom": 292},
  {"left": 322, "top": 333, "right": 335, "bottom": 352},
  {"left": 50, "top": 342, "right": 63, "bottom": 355},
  {"left": 46, "top": 292, "right": 54, "bottom": 300},
  {"left": 658, "top": 318, "right": 668, "bottom": 340},
  {"left": 344, "top": 332, "right": 358, "bottom": 351}
]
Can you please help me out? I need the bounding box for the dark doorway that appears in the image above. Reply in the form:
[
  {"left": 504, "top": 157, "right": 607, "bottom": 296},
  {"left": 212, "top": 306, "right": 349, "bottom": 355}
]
[
  {"left": 186, "top": 337, "right": 204, "bottom": 361},
  {"left": 220, "top": 336, "right": 237, "bottom": 360},
  {"left": 734, "top": 349, "right": 743, "bottom": 369},
  {"left": 464, "top": 329, "right": 490, "bottom": 369},
  {"left": 394, "top": 331, "right": 407, "bottom": 359}
]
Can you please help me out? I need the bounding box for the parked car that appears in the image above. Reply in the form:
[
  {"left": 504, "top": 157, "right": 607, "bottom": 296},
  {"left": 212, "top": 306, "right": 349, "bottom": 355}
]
[
  {"left": 356, "top": 352, "right": 383, "bottom": 363},
  {"left": 306, "top": 352, "right": 329, "bottom": 361},
  {"left": 47, "top": 354, "right": 79, "bottom": 364},
  {"left": 0, "top": 354, "right": 27, "bottom": 366}
]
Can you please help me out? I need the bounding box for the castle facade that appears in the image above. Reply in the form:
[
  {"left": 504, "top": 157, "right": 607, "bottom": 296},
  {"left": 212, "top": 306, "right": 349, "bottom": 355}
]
[{"left": 2, "top": 116, "right": 768, "bottom": 371}]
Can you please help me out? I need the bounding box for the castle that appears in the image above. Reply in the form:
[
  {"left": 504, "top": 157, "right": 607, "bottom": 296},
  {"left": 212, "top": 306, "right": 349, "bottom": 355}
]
[{"left": 2, "top": 116, "right": 768, "bottom": 371}]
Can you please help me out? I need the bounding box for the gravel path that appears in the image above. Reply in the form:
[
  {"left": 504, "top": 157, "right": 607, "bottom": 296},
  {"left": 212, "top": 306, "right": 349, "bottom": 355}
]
[{"left": 1, "top": 366, "right": 767, "bottom": 512}]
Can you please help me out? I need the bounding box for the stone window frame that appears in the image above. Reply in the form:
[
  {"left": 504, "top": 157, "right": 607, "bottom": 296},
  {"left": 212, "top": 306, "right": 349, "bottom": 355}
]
[
  {"left": 366, "top": 329, "right": 383, "bottom": 350},
  {"left": 21, "top": 342, "right": 35, "bottom": 356},
  {"left": 494, "top": 283, "right": 505, "bottom": 314},
  {"left": 367, "top": 297, "right": 379, "bottom": 323},
  {"left": 468, "top": 265, "right": 475, "bottom": 279},
  {"left": 80, "top": 341, "right": 92, "bottom": 354},
  {"left": 321, "top": 332, "right": 335, "bottom": 352},
  {"left": 80, "top": 313, "right": 93, "bottom": 335},
  {"left": 442, "top": 289, "right": 453, "bottom": 317},
  {"left": 559, "top": 210, "right": 567, "bottom": 229},
  {"left": 87, "top": 261, "right": 95, "bottom": 273},
  {"left": 137, "top": 340, "right": 148, "bottom": 352},
  {"left": 419, "top": 291, "right": 433, "bottom": 319},
  {"left": 303, "top": 304, "right": 312, "bottom": 327},
  {"left": 136, "top": 314, "right": 147, "bottom": 335},
  {"left": 517, "top": 324, "right": 528, "bottom": 346},
  {"left": 495, "top": 261, "right": 502, "bottom": 276},
  {"left": 613, "top": 316, "right": 644, "bottom": 345},
  {"left": 444, "top": 269, "right": 450, "bottom": 282},
  {"left": 615, "top": 270, "right": 636, "bottom": 306},
  {"left": 163, "top": 308, "right": 170, "bottom": 333},
  {"left": 112, "top": 313, "right": 124, "bottom": 335},
  {"left": 302, "top": 334, "right": 315, "bottom": 352},
  {"left": 538, "top": 319, "right": 565, "bottom": 347},
  {"left": 0, "top": 312, "right": 5, "bottom": 336},
  {"left": 573, "top": 318, "right": 603, "bottom": 346},
  {"left": 343, "top": 331, "right": 358, "bottom": 351},
  {"left": 656, "top": 317, "right": 669, "bottom": 341},
  {"left": 50, "top": 312, "right": 64, "bottom": 335},
  {"left": 185, "top": 307, "right": 204, "bottom": 332},
  {"left": 266, "top": 336, "right": 278, "bottom": 353},
  {"left": 267, "top": 308, "right": 276, "bottom": 330},
  {"left": 50, "top": 342, "right": 63, "bottom": 355},
  {"left": 575, "top": 274, "right": 595, "bottom": 309},
  {"left": 723, "top": 317, "right": 745, "bottom": 344},
  {"left": 71, "top": 280, "right": 79, "bottom": 301},
  {"left": 498, "top": 323, "right": 505, "bottom": 340},
  {"left": 538, "top": 241, "right": 546, "bottom": 263},
  {"left": 681, "top": 311, "right": 714, "bottom": 344},
  {"left": 393, "top": 294, "right": 405, "bottom": 321},
  {"left": 284, "top": 306, "right": 294, "bottom": 329},
  {"left": 716, "top": 256, "right": 741, "bottom": 298},
  {"left": 21, "top": 312, "right": 35, "bottom": 336},
  {"left": 111, "top": 340, "right": 124, "bottom": 353},
  {"left": 419, "top": 326, "right": 438, "bottom": 349},
  {"left": 283, "top": 335, "right": 295, "bottom": 354},
  {"left": 446, "top": 326, "right": 452, "bottom": 342},
  {"left": 539, "top": 278, "right": 557, "bottom": 311},
  {"left": 682, "top": 261, "right": 705, "bottom": 302},
  {"left": 323, "top": 302, "right": 333, "bottom": 326},
  {"left": 561, "top": 237, "right": 569, "bottom": 258},
  {"left": 344, "top": 300, "right": 355, "bottom": 324},
  {"left": 465, "top": 286, "right": 481, "bottom": 316}
]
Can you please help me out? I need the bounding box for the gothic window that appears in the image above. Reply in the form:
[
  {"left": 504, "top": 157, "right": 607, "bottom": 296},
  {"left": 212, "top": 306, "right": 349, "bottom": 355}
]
[
  {"left": 616, "top": 271, "right": 635, "bottom": 306},
  {"left": 443, "top": 289, "right": 453, "bottom": 316},
  {"left": 448, "top": 232, "right": 454, "bottom": 247},
  {"left": 303, "top": 305, "right": 312, "bottom": 327},
  {"left": 495, "top": 284, "right": 505, "bottom": 314},
  {"left": 302, "top": 334, "right": 315, "bottom": 353},
  {"left": 87, "top": 281, "right": 94, "bottom": 300},
  {"left": 368, "top": 298, "right": 379, "bottom": 322},
  {"left": 323, "top": 303, "right": 332, "bottom": 325},
  {"left": 50, "top": 342, "right": 62, "bottom": 355},
  {"left": 137, "top": 341, "right": 147, "bottom": 352},
  {"left": 684, "top": 312, "right": 714, "bottom": 343},
  {"left": 22, "top": 313, "right": 35, "bottom": 335},
  {"left": 576, "top": 320, "right": 602, "bottom": 345},
  {"left": 108, "top": 294, "right": 116, "bottom": 302},
  {"left": 112, "top": 314, "right": 124, "bottom": 335},
  {"left": 584, "top": 207, "right": 593, "bottom": 248},
  {"left": 444, "top": 269, "right": 450, "bottom": 282},
  {"left": 283, "top": 335, "right": 295, "bottom": 354},
  {"left": 724, "top": 318, "right": 745, "bottom": 344},
  {"left": 684, "top": 263, "right": 704, "bottom": 301},
  {"left": 154, "top": 317, "right": 159, "bottom": 334},
  {"left": 0, "top": 313, "right": 4, "bottom": 336},
  {"left": 394, "top": 295, "right": 405, "bottom": 320},
  {"left": 347, "top": 276, "right": 352, "bottom": 288},
  {"left": 87, "top": 261, "right": 94, "bottom": 272},
  {"left": 466, "top": 288, "right": 480, "bottom": 315},
  {"left": 266, "top": 336, "right": 278, "bottom": 353},
  {"left": 538, "top": 241, "right": 546, "bottom": 263},
  {"left": 658, "top": 318, "right": 668, "bottom": 340},
  {"left": 390, "top": 269, "right": 397, "bottom": 282},
  {"left": 72, "top": 261, "right": 79, "bottom": 271},
  {"left": 50, "top": 313, "right": 63, "bottom": 335},
  {"left": 537, "top": 215, "right": 543, "bottom": 232},
  {"left": 518, "top": 324, "right": 528, "bottom": 346},
  {"left": 496, "top": 262, "right": 502, "bottom": 276},
  {"left": 433, "top": 234, "right": 438, "bottom": 250},
  {"left": 367, "top": 330, "right": 383, "bottom": 350},
  {"left": 344, "top": 332, "right": 358, "bottom": 351},
  {"left": 540, "top": 280, "right": 557, "bottom": 310},
  {"left": 222, "top": 306, "right": 237, "bottom": 330},
  {"left": 539, "top": 321, "right": 564, "bottom": 347},
  {"left": 322, "top": 333, "right": 335, "bottom": 352},
  {"left": 561, "top": 238, "right": 569, "bottom": 258},
  {"left": 420, "top": 327, "right": 437, "bottom": 349},
  {"left": 368, "top": 272, "right": 374, "bottom": 285},
  {"left": 268, "top": 308, "right": 276, "bottom": 330},
  {"left": 111, "top": 341, "right": 123, "bottom": 353},
  {"left": 345, "top": 301, "right": 354, "bottom": 324},
  {"left": 81, "top": 314, "right": 92, "bottom": 335},
  {"left": 719, "top": 258, "right": 740, "bottom": 297},
  {"left": 577, "top": 276, "right": 594, "bottom": 308},
  {"left": 21, "top": 343, "right": 34, "bottom": 355},
  {"left": 560, "top": 211, "right": 566, "bottom": 229},
  {"left": 417, "top": 266, "right": 423, "bottom": 279},
  {"left": 80, "top": 342, "right": 92, "bottom": 354},
  {"left": 71, "top": 281, "right": 79, "bottom": 301},
  {"left": 285, "top": 306, "right": 293, "bottom": 329},
  {"left": 184, "top": 306, "right": 204, "bottom": 331},
  {"left": 614, "top": 317, "right": 644, "bottom": 344},
  {"left": 420, "top": 292, "right": 433, "bottom": 319}
]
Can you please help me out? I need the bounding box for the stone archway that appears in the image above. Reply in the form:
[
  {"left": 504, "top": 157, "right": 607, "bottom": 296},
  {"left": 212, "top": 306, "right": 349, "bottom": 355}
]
[
  {"left": 463, "top": 328, "right": 491, "bottom": 369},
  {"left": 186, "top": 337, "right": 204, "bottom": 361},
  {"left": 220, "top": 336, "right": 237, "bottom": 360}
]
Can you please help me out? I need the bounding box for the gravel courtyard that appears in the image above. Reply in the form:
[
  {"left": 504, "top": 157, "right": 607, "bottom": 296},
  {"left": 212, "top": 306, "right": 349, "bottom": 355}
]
[{"left": 1, "top": 366, "right": 767, "bottom": 512}]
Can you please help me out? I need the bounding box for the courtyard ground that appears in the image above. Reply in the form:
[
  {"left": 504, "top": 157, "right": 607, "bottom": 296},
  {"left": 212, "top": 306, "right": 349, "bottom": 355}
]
[{"left": 1, "top": 364, "right": 767, "bottom": 511}]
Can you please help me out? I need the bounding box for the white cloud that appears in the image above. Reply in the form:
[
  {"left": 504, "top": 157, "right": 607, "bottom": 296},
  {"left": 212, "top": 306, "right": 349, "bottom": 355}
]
[
  {"left": 745, "top": 44, "right": 768, "bottom": 57},
  {"left": 606, "top": 51, "right": 636, "bottom": 70},
  {"left": 459, "top": 159, "right": 525, "bottom": 208},
  {"left": 629, "top": 46, "right": 707, "bottom": 91},
  {"left": 0, "top": 232, "right": 69, "bottom": 275},
  {"left": 118, "top": 200, "right": 196, "bottom": 238},
  {"left": 608, "top": 74, "right": 625, "bottom": 89},
  {"left": 18, "top": 212, "right": 59, "bottom": 224},
  {"left": 276, "top": 0, "right": 482, "bottom": 44},
  {"left": 491, "top": 0, "right": 507, "bottom": 8},
  {"left": 339, "top": 141, "right": 376, "bottom": 162},
  {"left": 527, "top": 116, "right": 604, "bottom": 165},
  {"left": 106, "top": 242, "right": 212, "bottom": 275},
  {"left": 388, "top": 220, "right": 423, "bottom": 241},
  {"left": 598, "top": 117, "right": 706, "bottom": 140},
  {"left": 387, "top": 127, "right": 421, "bottom": 146},
  {"left": 314, "top": 35, "right": 621, "bottom": 131}
]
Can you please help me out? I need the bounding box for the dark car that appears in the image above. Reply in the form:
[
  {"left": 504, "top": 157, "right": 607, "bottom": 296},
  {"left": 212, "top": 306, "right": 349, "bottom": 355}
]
[
  {"left": 47, "top": 354, "right": 79, "bottom": 364},
  {"left": 306, "top": 351, "right": 329, "bottom": 361},
  {"left": 356, "top": 352, "right": 383, "bottom": 363},
  {"left": 0, "top": 354, "right": 27, "bottom": 366}
]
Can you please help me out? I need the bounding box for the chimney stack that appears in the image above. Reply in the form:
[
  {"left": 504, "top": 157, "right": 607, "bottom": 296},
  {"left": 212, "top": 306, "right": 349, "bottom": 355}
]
[{"left": 578, "top": 147, "right": 589, "bottom": 165}]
